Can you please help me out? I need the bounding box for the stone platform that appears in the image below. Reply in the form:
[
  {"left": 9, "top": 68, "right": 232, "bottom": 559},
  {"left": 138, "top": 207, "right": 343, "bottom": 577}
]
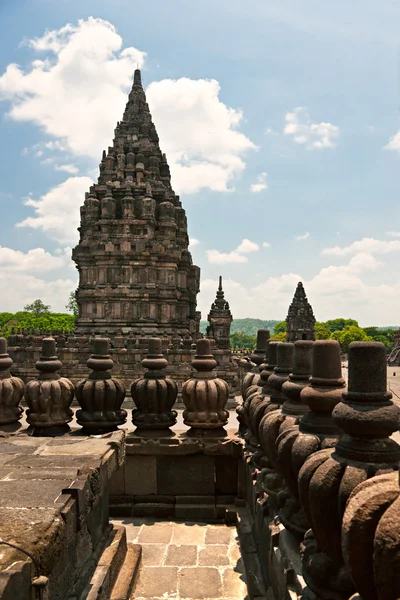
[
  {"left": 112, "top": 517, "right": 248, "bottom": 599},
  {"left": 0, "top": 430, "right": 126, "bottom": 600}
]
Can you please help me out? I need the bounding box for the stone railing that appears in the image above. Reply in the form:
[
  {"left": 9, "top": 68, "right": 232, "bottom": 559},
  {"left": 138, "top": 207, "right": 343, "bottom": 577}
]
[
  {"left": 1, "top": 331, "right": 399, "bottom": 600},
  {"left": 237, "top": 337, "right": 400, "bottom": 600}
]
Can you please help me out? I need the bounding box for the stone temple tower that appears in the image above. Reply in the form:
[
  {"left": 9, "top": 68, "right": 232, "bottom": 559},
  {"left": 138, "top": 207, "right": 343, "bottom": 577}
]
[
  {"left": 286, "top": 282, "right": 315, "bottom": 342},
  {"left": 72, "top": 70, "right": 200, "bottom": 340}
]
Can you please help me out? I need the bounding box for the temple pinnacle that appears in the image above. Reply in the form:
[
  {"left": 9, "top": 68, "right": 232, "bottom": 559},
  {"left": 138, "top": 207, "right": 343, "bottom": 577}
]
[{"left": 133, "top": 69, "right": 142, "bottom": 86}]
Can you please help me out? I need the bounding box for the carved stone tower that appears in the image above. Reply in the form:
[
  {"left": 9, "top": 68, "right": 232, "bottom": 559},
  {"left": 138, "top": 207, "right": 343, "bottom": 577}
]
[
  {"left": 72, "top": 69, "right": 200, "bottom": 339},
  {"left": 207, "top": 276, "right": 233, "bottom": 349},
  {"left": 286, "top": 282, "right": 315, "bottom": 342}
]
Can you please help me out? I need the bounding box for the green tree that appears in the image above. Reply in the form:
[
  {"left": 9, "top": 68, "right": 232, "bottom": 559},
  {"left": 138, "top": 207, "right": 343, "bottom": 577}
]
[
  {"left": 273, "top": 320, "right": 286, "bottom": 334},
  {"left": 230, "top": 332, "right": 256, "bottom": 351},
  {"left": 314, "top": 322, "right": 332, "bottom": 340},
  {"left": 23, "top": 299, "right": 51, "bottom": 317},
  {"left": 65, "top": 291, "right": 79, "bottom": 318},
  {"left": 325, "top": 318, "right": 358, "bottom": 332},
  {"left": 270, "top": 331, "right": 286, "bottom": 342},
  {"left": 333, "top": 325, "right": 371, "bottom": 353}
]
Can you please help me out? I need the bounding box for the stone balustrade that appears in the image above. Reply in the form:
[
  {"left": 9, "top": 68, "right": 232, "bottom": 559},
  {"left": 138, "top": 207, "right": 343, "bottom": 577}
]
[{"left": 0, "top": 335, "right": 398, "bottom": 600}]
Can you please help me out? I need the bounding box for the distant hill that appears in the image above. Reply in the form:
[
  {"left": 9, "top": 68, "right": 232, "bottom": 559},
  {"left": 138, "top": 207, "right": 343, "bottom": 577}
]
[{"left": 200, "top": 318, "right": 280, "bottom": 335}]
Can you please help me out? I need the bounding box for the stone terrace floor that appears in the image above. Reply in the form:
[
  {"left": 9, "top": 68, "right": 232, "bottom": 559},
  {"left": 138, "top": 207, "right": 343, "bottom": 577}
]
[{"left": 112, "top": 518, "right": 248, "bottom": 600}]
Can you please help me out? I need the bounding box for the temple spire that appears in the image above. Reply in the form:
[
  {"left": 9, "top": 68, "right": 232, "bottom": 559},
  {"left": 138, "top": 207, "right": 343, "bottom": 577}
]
[
  {"left": 133, "top": 68, "right": 142, "bottom": 87},
  {"left": 218, "top": 275, "right": 223, "bottom": 292}
]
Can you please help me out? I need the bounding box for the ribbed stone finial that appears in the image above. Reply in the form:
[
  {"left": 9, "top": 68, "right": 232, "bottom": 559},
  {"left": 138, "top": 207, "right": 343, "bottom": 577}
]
[
  {"left": 298, "top": 342, "right": 400, "bottom": 599},
  {"left": 131, "top": 337, "right": 178, "bottom": 435},
  {"left": 75, "top": 337, "right": 127, "bottom": 433},
  {"left": 0, "top": 338, "right": 24, "bottom": 426},
  {"left": 342, "top": 470, "right": 400, "bottom": 600},
  {"left": 182, "top": 339, "right": 229, "bottom": 436},
  {"left": 275, "top": 340, "right": 345, "bottom": 538},
  {"left": 133, "top": 68, "right": 142, "bottom": 86},
  {"left": 25, "top": 337, "right": 74, "bottom": 436}
]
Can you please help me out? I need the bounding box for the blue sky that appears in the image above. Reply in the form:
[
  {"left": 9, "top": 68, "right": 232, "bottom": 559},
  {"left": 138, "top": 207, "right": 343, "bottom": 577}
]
[{"left": 0, "top": 0, "right": 399, "bottom": 324}]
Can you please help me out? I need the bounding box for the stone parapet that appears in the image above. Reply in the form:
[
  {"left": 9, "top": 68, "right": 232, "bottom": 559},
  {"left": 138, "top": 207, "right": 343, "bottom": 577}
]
[
  {"left": 110, "top": 430, "right": 245, "bottom": 522},
  {"left": 0, "top": 430, "right": 125, "bottom": 600}
]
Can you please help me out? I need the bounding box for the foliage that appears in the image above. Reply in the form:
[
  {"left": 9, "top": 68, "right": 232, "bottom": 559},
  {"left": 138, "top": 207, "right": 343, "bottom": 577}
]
[
  {"left": 272, "top": 320, "right": 286, "bottom": 334},
  {"left": 65, "top": 291, "right": 79, "bottom": 317},
  {"left": 230, "top": 332, "right": 256, "bottom": 351},
  {"left": 314, "top": 322, "right": 332, "bottom": 340},
  {"left": 200, "top": 318, "right": 280, "bottom": 336},
  {"left": 23, "top": 299, "right": 51, "bottom": 317},
  {"left": 324, "top": 318, "right": 358, "bottom": 332},
  {"left": 270, "top": 331, "right": 286, "bottom": 342},
  {"left": 331, "top": 326, "right": 371, "bottom": 353},
  {"left": 0, "top": 311, "right": 76, "bottom": 339}
]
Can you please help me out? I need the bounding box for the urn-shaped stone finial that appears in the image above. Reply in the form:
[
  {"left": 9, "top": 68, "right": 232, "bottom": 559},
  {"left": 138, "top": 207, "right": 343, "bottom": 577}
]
[
  {"left": 182, "top": 338, "right": 229, "bottom": 436},
  {"left": 258, "top": 341, "right": 313, "bottom": 486},
  {"left": 131, "top": 338, "right": 178, "bottom": 434},
  {"left": 0, "top": 338, "right": 24, "bottom": 426},
  {"left": 25, "top": 337, "right": 74, "bottom": 436},
  {"left": 76, "top": 337, "right": 127, "bottom": 433},
  {"left": 342, "top": 470, "right": 400, "bottom": 600},
  {"left": 242, "top": 329, "right": 270, "bottom": 399},
  {"left": 276, "top": 340, "right": 345, "bottom": 537},
  {"left": 298, "top": 342, "right": 400, "bottom": 600}
]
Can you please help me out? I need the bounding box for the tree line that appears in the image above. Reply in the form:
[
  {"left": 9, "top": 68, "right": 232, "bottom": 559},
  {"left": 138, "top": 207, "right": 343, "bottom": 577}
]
[{"left": 231, "top": 318, "right": 397, "bottom": 353}]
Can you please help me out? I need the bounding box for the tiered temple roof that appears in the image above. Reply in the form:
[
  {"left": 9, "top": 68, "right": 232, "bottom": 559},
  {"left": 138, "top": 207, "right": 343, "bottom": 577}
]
[
  {"left": 285, "top": 282, "right": 315, "bottom": 342},
  {"left": 72, "top": 69, "right": 200, "bottom": 339}
]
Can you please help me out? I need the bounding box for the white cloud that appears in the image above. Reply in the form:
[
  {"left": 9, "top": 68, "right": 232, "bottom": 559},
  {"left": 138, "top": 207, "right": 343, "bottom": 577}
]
[
  {"left": 323, "top": 237, "right": 400, "bottom": 257},
  {"left": 284, "top": 107, "right": 339, "bottom": 149},
  {"left": 385, "top": 131, "right": 400, "bottom": 152},
  {"left": 206, "top": 250, "right": 247, "bottom": 265},
  {"left": 0, "top": 272, "right": 76, "bottom": 313},
  {"left": 236, "top": 238, "right": 259, "bottom": 253},
  {"left": 250, "top": 172, "right": 268, "bottom": 192},
  {"left": 0, "top": 247, "right": 68, "bottom": 273},
  {"left": 197, "top": 250, "right": 400, "bottom": 325},
  {"left": 387, "top": 231, "right": 400, "bottom": 238},
  {"left": 262, "top": 242, "right": 271, "bottom": 248},
  {"left": 17, "top": 176, "right": 93, "bottom": 245},
  {"left": 189, "top": 238, "right": 200, "bottom": 247},
  {"left": 296, "top": 232, "right": 310, "bottom": 241},
  {"left": 146, "top": 78, "right": 256, "bottom": 194},
  {"left": 207, "top": 238, "right": 259, "bottom": 264},
  {"left": 54, "top": 164, "right": 79, "bottom": 174},
  {"left": 0, "top": 17, "right": 146, "bottom": 159}
]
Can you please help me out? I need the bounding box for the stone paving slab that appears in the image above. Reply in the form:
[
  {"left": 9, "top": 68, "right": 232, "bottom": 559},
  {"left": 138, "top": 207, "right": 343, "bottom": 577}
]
[{"left": 112, "top": 518, "right": 248, "bottom": 599}]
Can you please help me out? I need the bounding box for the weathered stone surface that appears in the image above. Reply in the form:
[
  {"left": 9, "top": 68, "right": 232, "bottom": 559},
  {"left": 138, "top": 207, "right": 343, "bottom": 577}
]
[
  {"left": 276, "top": 340, "right": 345, "bottom": 538},
  {"left": 299, "top": 342, "right": 400, "bottom": 600},
  {"left": 342, "top": 471, "right": 400, "bottom": 600},
  {"left": 131, "top": 338, "right": 178, "bottom": 433},
  {"left": 0, "top": 338, "right": 24, "bottom": 426},
  {"left": 165, "top": 544, "right": 197, "bottom": 566},
  {"left": 179, "top": 566, "right": 222, "bottom": 598},
  {"left": 25, "top": 337, "right": 74, "bottom": 435},
  {"left": 157, "top": 455, "right": 215, "bottom": 495},
  {"left": 76, "top": 338, "right": 127, "bottom": 433},
  {"left": 125, "top": 455, "right": 157, "bottom": 496},
  {"left": 286, "top": 281, "right": 315, "bottom": 342},
  {"left": 182, "top": 339, "right": 229, "bottom": 434}
]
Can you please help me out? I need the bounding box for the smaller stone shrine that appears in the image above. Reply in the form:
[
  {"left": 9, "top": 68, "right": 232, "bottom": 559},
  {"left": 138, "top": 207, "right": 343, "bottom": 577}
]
[
  {"left": 286, "top": 281, "right": 315, "bottom": 342},
  {"left": 207, "top": 276, "right": 233, "bottom": 349}
]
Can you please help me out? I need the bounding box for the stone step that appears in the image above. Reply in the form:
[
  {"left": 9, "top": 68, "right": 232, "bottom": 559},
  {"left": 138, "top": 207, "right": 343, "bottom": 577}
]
[
  {"left": 78, "top": 526, "right": 141, "bottom": 600},
  {"left": 110, "top": 545, "right": 142, "bottom": 600}
]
